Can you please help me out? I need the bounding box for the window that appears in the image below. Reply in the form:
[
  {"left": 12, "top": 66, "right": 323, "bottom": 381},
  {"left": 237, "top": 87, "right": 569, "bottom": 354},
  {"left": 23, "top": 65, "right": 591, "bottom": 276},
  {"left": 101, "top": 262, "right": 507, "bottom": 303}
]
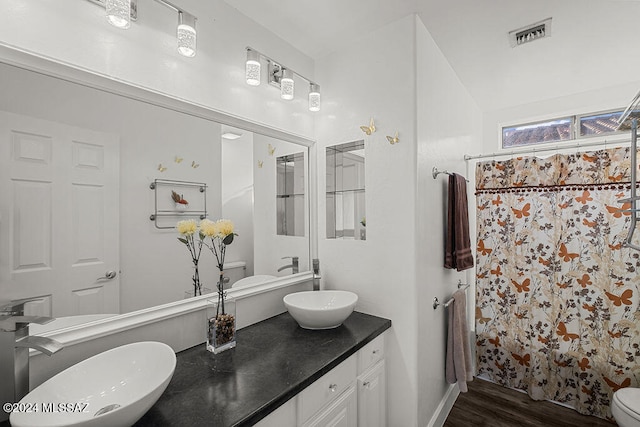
[
  {"left": 578, "top": 110, "right": 624, "bottom": 137},
  {"left": 502, "top": 109, "right": 624, "bottom": 149},
  {"left": 502, "top": 118, "right": 572, "bottom": 148}
]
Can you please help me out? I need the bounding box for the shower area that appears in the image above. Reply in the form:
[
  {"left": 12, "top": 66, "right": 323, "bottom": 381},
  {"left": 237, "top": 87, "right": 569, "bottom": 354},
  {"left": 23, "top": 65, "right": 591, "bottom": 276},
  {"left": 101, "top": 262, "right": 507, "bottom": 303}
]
[{"left": 473, "top": 145, "right": 640, "bottom": 420}]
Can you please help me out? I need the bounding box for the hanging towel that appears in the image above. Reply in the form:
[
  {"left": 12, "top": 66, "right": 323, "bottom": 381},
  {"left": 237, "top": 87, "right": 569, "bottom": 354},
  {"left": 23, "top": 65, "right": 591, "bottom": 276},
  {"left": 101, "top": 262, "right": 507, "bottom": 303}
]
[
  {"left": 444, "top": 173, "right": 474, "bottom": 271},
  {"left": 446, "top": 289, "right": 473, "bottom": 392}
]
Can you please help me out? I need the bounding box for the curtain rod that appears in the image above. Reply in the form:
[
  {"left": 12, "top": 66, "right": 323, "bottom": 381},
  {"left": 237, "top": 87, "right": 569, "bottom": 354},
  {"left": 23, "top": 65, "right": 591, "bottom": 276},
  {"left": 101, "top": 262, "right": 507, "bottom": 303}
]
[{"left": 464, "top": 138, "right": 631, "bottom": 161}]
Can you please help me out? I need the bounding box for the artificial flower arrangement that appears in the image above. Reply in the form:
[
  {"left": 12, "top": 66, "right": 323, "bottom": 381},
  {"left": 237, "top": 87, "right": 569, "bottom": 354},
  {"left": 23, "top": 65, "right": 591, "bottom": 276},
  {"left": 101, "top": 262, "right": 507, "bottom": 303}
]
[
  {"left": 176, "top": 219, "right": 204, "bottom": 296},
  {"left": 176, "top": 218, "right": 238, "bottom": 352}
]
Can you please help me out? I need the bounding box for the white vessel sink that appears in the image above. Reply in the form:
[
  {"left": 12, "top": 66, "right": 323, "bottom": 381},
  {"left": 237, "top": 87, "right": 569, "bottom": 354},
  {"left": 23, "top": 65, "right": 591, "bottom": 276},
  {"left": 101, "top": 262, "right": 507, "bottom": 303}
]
[
  {"left": 284, "top": 290, "right": 358, "bottom": 330},
  {"left": 10, "top": 341, "right": 176, "bottom": 427}
]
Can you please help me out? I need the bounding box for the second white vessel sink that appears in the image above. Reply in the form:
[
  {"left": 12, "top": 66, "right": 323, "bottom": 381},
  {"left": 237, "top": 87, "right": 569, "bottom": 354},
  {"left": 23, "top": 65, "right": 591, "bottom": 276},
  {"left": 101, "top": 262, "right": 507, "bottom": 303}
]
[
  {"left": 284, "top": 290, "right": 358, "bottom": 330},
  {"left": 10, "top": 341, "right": 176, "bottom": 427}
]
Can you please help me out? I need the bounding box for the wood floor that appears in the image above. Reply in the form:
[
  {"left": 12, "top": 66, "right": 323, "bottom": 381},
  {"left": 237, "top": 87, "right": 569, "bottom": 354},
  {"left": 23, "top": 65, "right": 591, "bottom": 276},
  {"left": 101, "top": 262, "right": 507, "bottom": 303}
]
[{"left": 444, "top": 378, "right": 617, "bottom": 427}]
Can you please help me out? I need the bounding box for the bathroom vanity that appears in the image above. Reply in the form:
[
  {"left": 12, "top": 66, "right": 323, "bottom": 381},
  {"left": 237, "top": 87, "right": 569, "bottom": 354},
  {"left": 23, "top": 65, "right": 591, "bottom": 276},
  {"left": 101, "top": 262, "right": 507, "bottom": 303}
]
[{"left": 135, "top": 311, "right": 390, "bottom": 426}]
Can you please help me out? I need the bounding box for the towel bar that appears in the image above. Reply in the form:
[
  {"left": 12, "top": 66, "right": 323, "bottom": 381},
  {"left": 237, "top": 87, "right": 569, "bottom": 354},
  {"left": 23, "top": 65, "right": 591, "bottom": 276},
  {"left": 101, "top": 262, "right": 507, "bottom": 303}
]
[
  {"left": 433, "top": 282, "right": 470, "bottom": 309},
  {"left": 432, "top": 166, "right": 469, "bottom": 182}
]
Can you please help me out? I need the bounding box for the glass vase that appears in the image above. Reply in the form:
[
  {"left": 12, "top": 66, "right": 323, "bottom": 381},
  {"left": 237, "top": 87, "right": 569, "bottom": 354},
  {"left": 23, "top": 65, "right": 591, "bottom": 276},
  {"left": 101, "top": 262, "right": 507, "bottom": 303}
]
[{"left": 206, "top": 298, "right": 236, "bottom": 354}]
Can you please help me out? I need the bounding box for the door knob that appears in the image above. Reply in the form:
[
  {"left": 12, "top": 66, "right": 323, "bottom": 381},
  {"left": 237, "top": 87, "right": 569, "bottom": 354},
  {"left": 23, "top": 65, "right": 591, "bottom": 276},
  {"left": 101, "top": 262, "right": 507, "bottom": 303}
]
[{"left": 97, "top": 271, "right": 117, "bottom": 281}]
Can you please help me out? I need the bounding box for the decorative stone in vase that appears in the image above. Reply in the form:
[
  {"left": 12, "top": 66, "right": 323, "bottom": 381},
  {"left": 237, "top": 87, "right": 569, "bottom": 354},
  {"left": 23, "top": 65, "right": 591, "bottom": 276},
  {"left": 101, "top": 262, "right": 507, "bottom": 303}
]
[{"left": 206, "top": 298, "right": 236, "bottom": 354}]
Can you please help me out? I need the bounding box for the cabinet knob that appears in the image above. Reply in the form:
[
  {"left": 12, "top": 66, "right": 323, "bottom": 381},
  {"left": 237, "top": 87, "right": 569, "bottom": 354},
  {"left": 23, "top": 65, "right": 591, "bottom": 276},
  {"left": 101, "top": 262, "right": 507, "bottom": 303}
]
[
  {"left": 372, "top": 349, "right": 379, "bottom": 355},
  {"left": 362, "top": 381, "right": 371, "bottom": 388},
  {"left": 329, "top": 383, "right": 337, "bottom": 393}
]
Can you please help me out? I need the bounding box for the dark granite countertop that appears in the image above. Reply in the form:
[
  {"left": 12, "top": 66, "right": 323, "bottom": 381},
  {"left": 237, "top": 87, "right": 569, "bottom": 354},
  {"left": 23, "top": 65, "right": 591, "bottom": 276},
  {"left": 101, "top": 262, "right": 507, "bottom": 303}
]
[{"left": 135, "top": 311, "right": 391, "bottom": 427}]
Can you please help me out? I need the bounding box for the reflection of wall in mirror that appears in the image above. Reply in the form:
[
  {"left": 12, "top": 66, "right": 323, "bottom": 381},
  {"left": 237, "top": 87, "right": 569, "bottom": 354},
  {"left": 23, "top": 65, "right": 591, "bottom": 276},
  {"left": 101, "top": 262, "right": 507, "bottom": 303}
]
[
  {"left": 254, "top": 134, "right": 310, "bottom": 276},
  {"left": 221, "top": 132, "right": 255, "bottom": 279},
  {"left": 0, "top": 63, "right": 223, "bottom": 314}
]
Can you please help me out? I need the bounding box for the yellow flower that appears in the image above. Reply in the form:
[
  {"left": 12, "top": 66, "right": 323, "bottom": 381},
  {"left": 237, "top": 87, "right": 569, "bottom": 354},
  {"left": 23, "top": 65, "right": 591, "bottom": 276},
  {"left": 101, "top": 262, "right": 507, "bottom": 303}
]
[
  {"left": 216, "top": 219, "right": 234, "bottom": 237},
  {"left": 199, "top": 219, "right": 218, "bottom": 237},
  {"left": 176, "top": 219, "right": 198, "bottom": 236}
]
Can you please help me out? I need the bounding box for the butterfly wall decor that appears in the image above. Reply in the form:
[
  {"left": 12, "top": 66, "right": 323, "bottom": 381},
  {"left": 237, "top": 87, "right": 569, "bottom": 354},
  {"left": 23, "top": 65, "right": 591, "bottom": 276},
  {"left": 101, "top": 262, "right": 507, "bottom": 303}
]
[
  {"left": 386, "top": 131, "right": 399, "bottom": 145},
  {"left": 174, "top": 156, "right": 183, "bottom": 163},
  {"left": 158, "top": 163, "right": 167, "bottom": 172},
  {"left": 267, "top": 144, "right": 276, "bottom": 156},
  {"left": 191, "top": 161, "right": 200, "bottom": 169},
  {"left": 258, "top": 160, "right": 263, "bottom": 168},
  {"left": 360, "top": 118, "right": 376, "bottom": 135}
]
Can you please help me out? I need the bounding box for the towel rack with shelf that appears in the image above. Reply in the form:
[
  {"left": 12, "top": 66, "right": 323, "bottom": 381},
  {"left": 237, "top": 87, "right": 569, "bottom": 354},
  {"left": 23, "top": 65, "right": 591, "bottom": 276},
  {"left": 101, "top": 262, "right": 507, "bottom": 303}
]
[{"left": 149, "top": 178, "right": 208, "bottom": 229}]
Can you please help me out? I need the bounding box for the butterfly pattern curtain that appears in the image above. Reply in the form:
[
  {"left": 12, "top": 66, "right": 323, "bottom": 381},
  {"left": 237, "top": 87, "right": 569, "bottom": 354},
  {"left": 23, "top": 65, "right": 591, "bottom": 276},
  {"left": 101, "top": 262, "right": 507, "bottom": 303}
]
[{"left": 475, "top": 147, "right": 640, "bottom": 420}]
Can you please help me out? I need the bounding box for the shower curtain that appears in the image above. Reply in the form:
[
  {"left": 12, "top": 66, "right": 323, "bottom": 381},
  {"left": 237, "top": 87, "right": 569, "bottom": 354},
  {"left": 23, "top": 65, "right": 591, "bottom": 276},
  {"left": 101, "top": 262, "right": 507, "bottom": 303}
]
[{"left": 475, "top": 147, "right": 640, "bottom": 419}]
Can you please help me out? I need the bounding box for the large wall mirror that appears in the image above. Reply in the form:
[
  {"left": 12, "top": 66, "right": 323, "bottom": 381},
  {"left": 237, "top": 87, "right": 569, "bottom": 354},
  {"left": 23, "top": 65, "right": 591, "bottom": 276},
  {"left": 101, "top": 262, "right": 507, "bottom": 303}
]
[{"left": 0, "top": 60, "right": 311, "bottom": 332}]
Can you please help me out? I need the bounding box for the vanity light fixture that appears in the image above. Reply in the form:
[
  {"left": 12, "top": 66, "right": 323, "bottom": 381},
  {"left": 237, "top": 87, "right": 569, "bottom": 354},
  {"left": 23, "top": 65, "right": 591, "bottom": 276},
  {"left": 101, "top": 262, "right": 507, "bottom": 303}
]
[
  {"left": 89, "top": 0, "right": 197, "bottom": 57},
  {"left": 245, "top": 46, "right": 322, "bottom": 111},
  {"left": 308, "top": 83, "right": 321, "bottom": 112},
  {"left": 221, "top": 132, "right": 242, "bottom": 140},
  {"left": 280, "top": 69, "right": 294, "bottom": 100},
  {"left": 245, "top": 49, "right": 261, "bottom": 86},
  {"left": 105, "top": 0, "right": 133, "bottom": 28},
  {"left": 177, "top": 11, "right": 197, "bottom": 57}
]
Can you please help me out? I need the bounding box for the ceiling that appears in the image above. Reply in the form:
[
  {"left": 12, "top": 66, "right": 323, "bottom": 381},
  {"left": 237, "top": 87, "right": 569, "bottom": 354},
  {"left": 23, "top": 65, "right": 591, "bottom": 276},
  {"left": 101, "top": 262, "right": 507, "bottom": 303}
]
[{"left": 223, "top": 0, "right": 640, "bottom": 111}]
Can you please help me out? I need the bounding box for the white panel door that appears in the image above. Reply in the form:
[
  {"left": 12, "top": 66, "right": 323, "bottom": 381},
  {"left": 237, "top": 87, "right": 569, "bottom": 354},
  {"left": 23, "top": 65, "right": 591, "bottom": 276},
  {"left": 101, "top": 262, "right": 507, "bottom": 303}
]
[{"left": 0, "top": 111, "right": 120, "bottom": 316}]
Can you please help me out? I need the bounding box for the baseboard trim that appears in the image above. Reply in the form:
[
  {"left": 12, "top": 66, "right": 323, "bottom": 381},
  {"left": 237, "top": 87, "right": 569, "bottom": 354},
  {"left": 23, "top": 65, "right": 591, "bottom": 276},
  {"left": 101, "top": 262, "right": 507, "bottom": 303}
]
[{"left": 427, "top": 383, "right": 460, "bottom": 427}]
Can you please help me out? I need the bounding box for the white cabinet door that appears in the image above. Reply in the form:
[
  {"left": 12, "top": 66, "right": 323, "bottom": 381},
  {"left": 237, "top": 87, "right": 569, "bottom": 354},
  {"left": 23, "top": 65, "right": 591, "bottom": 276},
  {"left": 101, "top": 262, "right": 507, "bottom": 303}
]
[
  {"left": 254, "top": 397, "right": 296, "bottom": 427},
  {"left": 357, "top": 360, "right": 386, "bottom": 427},
  {"left": 303, "top": 384, "right": 357, "bottom": 427},
  {"left": 0, "top": 111, "right": 120, "bottom": 316}
]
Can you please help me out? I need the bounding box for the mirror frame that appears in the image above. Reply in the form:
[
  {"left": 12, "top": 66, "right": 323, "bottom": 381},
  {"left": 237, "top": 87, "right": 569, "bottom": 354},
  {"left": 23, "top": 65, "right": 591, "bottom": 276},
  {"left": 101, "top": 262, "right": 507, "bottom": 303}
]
[{"left": 0, "top": 43, "right": 317, "bottom": 346}]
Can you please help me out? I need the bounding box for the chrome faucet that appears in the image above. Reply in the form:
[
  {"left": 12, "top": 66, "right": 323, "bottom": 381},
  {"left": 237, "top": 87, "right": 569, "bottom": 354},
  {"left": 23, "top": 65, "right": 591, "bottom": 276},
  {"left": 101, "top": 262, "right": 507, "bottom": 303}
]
[
  {"left": 0, "top": 299, "right": 63, "bottom": 422},
  {"left": 312, "top": 258, "right": 321, "bottom": 291},
  {"left": 277, "top": 256, "right": 299, "bottom": 274}
]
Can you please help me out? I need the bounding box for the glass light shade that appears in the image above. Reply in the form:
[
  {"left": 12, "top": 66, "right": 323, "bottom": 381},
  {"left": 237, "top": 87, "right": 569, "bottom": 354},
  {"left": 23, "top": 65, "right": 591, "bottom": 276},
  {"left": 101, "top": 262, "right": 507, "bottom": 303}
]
[
  {"left": 309, "top": 83, "right": 321, "bottom": 112},
  {"left": 246, "top": 50, "right": 261, "bottom": 86},
  {"left": 177, "top": 12, "right": 197, "bottom": 57},
  {"left": 280, "top": 69, "right": 294, "bottom": 100},
  {"left": 106, "top": 0, "right": 131, "bottom": 29}
]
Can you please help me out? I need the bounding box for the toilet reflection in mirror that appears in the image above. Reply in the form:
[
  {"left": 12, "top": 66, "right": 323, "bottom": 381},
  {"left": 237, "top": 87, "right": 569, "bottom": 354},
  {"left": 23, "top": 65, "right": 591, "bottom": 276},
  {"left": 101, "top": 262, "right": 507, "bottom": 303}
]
[{"left": 326, "top": 140, "right": 366, "bottom": 240}]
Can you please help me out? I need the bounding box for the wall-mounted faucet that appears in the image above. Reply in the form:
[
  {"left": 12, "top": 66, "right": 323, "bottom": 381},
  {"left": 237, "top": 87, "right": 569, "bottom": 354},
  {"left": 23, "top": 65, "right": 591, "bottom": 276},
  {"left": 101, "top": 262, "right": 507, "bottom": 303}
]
[
  {"left": 277, "top": 256, "right": 299, "bottom": 274},
  {"left": 312, "top": 258, "right": 321, "bottom": 291},
  {"left": 0, "top": 299, "right": 64, "bottom": 422}
]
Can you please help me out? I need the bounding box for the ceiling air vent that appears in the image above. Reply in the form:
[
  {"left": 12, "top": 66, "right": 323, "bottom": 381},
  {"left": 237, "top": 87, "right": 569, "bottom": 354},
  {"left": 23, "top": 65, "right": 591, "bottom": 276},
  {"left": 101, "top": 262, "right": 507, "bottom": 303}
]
[{"left": 508, "top": 18, "right": 552, "bottom": 47}]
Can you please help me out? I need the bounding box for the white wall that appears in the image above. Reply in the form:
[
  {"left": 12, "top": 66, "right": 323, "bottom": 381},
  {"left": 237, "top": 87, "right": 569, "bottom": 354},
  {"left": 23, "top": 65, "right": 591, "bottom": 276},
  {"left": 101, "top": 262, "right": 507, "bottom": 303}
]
[
  {"left": 316, "top": 15, "right": 419, "bottom": 426},
  {"left": 0, "top": 0, "right": 316, "bottom": 139},
  {"left": 315, "top": 14, "right": 482, "bottom": 426},
  {"left": 415, "top": 17, "right": 482, "bottom": 426}
]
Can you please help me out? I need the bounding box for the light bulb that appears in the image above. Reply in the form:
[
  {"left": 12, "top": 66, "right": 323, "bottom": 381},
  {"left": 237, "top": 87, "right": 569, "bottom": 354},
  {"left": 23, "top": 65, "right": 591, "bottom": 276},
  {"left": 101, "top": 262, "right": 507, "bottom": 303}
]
[
  {"left": 177, "top": 12, "right": 197, "bottom": 57},
  {"left": 246, "top": 49, "right": 261, "bottom": 86},
  {"left": 280, "top": 68, "right": 294, "bottom": 100},
  {"left": 106, "top": 0, "right": 131, "bottom": 29},
  {"left": 309, "top": 83, "right": 321, "bottom": 112}
]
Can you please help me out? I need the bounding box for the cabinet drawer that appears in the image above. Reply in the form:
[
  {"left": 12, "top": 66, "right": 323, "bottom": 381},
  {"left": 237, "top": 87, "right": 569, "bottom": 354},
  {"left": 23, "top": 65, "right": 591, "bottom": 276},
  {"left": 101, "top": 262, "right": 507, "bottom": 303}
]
[
  {"left": 299, "top": 354, "right": 357, "bottom": 422},
  {"left": 357, "top": 334, "right": 384, "bottom": 375}
]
